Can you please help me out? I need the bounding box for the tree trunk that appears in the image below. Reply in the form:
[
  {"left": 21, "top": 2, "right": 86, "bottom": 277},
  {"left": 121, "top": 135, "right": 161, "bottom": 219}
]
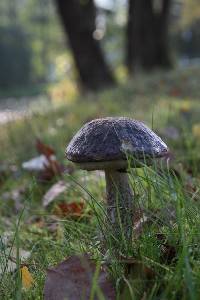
[
  {"left": 55, "top": 0, "right": 115, "bottom": 91},
  {"left": 126, "top": 0, "right": 171, "bottom": 74}
]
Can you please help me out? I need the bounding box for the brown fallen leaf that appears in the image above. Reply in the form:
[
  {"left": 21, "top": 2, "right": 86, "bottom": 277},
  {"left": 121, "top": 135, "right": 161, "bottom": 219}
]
[
  {"left": 44, "top": 254, "right": 115, "bottom": 300},
  {"left": 36, "top": 156, "right": 63, "bottom": 183},
  {"left": 36, "top": 139, "right": 55, "bottom": 158},
  {"left": 42, "top": 181, "right": 68, "bottom": 207},
  {"left": 53, "top": 201, "right": 86, "bottom": 219},
  {"left": 22, "top": 139, "right": 65, "bottom": 182},
  {"left": 36, "top": 139, "right": 62, "bottom": 176}
]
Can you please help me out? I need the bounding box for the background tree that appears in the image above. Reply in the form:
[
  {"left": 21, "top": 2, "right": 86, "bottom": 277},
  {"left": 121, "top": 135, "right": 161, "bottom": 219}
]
[
  {"left": 0, "top": 0, "right": 62, "bottom": 89},
  {"left": 126, "top": 0, "right": 171, "bottom": 74},
  {"left": 55, "top": 0, "right": 115, "bottom": 91},
  {"left": 0, "top": 0, "right": 32, "bottom": 88}
]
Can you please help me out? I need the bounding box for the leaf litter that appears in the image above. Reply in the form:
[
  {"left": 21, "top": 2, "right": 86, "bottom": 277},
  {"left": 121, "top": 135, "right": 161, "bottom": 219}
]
[
  {"left": 22, "top": 139, "right": 67, "bottom": 182},
  {"left": 44, "top": 254, "right": 115, "bottom": 300},
  {"left": 21, "top": 266, "right": 34, "bottom": 289},
  {"left": 42, "top": 180, "right": 68, "bottom": 207}
]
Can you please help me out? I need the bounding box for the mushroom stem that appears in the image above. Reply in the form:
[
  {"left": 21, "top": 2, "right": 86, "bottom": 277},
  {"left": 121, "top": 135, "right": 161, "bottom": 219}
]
[{"left": 105, "top": 170, "right": 134, "bottom": 241}]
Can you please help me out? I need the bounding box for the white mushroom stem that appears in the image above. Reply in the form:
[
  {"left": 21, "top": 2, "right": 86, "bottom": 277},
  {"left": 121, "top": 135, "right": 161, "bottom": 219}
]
[{"left": 105, "top": 170, "right": 134, "bottom": 240}]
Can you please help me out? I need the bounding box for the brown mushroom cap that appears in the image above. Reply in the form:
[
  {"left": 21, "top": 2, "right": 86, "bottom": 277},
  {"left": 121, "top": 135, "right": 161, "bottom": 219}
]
[{"left": 66, "top": 117, "right": 168, "bottom": 170}]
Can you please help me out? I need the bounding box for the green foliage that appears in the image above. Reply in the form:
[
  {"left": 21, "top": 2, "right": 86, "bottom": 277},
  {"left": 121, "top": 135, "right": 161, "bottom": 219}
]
[{"left": 0, "top": 0, "right": 67, "bottom": 91}]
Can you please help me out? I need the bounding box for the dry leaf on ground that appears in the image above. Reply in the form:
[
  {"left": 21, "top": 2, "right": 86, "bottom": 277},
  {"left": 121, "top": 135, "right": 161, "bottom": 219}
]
[
  {"left": 44, "top": 254, "right": 115, "bottom": 300},
  {"left": 53, "top": 201, "right": 86, "bottom": 219},
  {"left": 22, "top": 139, "right": 65, "bottom": 182},
  {"left": 43, "top": 181, "right": 68, "bottom": 207},
  {"left": 36, "top": 139, "right": 55, "bottom": 157},
  {"left": 22, "top": 155, "right": 50, "bottom": 171},
  {"left": 21, "top": 266, "right": 34, "bottom": 289}
]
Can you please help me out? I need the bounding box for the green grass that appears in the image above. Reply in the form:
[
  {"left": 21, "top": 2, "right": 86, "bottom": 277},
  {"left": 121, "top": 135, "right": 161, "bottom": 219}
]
[{"left": 1, "top": 66, "right": 200, "bottom": 299}]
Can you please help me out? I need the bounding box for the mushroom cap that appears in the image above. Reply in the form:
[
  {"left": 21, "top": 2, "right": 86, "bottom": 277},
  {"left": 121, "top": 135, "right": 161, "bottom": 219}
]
[{"left": 66, "top": 117, "right": 168, "bottom": 170}]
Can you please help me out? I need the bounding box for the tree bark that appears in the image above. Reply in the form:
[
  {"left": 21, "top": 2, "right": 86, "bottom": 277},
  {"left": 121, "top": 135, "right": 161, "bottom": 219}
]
[
  {"left": 55, "top": 0, "right": 115, "bottom": 91},
  {"left": 126, "top": 0, "right": 171, "bottom": 74}
]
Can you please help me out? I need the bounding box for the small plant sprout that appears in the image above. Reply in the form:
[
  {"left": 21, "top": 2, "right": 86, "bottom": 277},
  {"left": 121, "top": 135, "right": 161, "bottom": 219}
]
[{"left": 66, "top": 117, "right": 168, "bottom": 243}]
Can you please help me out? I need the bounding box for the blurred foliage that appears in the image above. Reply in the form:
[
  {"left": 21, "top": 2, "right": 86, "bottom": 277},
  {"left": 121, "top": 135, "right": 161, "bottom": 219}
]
[
  {"left": 0, "top": 25, "right": 32, "bottom": 88},
  {"left": 176, "top": 19, "right": 200, "bottom": 59},
  {"left": 0, "top": 0, "right": 200, "bottom": 92},
  {"left": 181, "top": 0, "right": 200, "bottom": 27},
  {"left": 171, "top": 0, "right": 200, "bottom": 60},
  {"left": 0, "top": 0, "right": 67, "bottom": 90}
]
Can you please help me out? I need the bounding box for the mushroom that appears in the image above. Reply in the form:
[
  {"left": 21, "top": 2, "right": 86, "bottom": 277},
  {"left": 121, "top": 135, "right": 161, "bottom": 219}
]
[{"left": 65, "top": 117, "right": 168, "bottom": 241}]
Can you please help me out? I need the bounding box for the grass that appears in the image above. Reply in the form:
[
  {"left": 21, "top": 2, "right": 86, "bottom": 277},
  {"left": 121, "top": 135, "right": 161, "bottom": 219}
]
[{"left": 1, "top": 66, "right": 200, "bottom": 299}]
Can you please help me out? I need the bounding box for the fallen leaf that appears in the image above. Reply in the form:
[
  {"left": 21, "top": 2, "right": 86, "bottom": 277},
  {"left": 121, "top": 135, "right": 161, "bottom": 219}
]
[
  {"left": 53, "top": 201, "right": 85, "bottom": 219},
  {"left": 22, "top": 139, "right": 65, "bottom": 182},
  {"left": 44, "top": 254, "right": 115, "bottom": 300},
  {"left": 36, "top": 139, "right": 55, "bottom": 158},
  {"left": 36, "top": 139, "right": 61, "bottom": 173},
  {"left": 38, "top": 158, "right": 63, "bottom": 183},
  {"left": 21, "top": 266, "right": 34, "bottom": 289},
  {"left": 22, "top": 154, "right": 63, "bottom": 180},
  {"left": 36, "top": 140, "right": 63, "bottom": 181},
  {"left": 43, "top": 181, "right": 68, "bottom": 207},
  {"left": 22, "top": 155, "right": 49, "bottom": 171}
]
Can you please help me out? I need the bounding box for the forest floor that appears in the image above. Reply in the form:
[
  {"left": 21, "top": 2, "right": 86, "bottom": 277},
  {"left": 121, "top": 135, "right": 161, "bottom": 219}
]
[{"left": 1, "top": 66, "right": 200, "bottom": 299}]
